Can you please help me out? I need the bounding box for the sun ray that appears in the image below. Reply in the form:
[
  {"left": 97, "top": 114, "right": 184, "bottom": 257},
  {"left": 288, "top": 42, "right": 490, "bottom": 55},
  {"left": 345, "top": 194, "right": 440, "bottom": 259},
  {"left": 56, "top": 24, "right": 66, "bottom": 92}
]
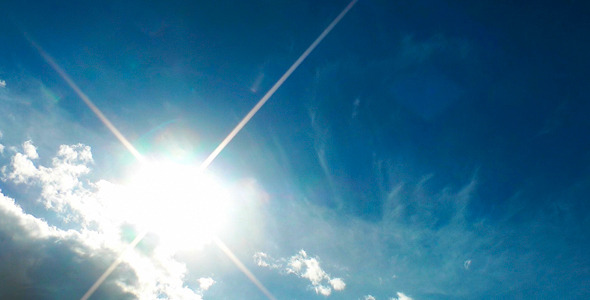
[
  {"left": 199, "top": 0, "right": 359, "bottom": 171},
  {"left": 25, "top": 35, "right": 145, "bottom": 162},
  {"left": 213, "top": 237, "right": 277, "bottom": 300},
  {"left": 80, "top": 231, "right": 148, "bottom": 300},
  {"left": 27, "top": 0, "right": 358, "bottom": 299}
]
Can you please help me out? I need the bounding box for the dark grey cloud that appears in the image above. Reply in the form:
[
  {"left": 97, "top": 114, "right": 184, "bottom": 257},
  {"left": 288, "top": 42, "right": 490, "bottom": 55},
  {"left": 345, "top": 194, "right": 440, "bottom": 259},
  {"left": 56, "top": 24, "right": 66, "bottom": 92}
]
[
  {"left": 0, "top": 141, "right": 215, "bottom": 299},
  {"left": 0, "top": 192, "right": 137, "bottom": 300}
]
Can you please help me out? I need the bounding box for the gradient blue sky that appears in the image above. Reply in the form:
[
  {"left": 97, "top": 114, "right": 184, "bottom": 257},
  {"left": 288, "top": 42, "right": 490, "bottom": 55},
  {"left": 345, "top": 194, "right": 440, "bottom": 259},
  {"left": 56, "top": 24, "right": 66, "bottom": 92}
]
[{"left": 1, "top": 0, "right": 589, "bottom": 299}]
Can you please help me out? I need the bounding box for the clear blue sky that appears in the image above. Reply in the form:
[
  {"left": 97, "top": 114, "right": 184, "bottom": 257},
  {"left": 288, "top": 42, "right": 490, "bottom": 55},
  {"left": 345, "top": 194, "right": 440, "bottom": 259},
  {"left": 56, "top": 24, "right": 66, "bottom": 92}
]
[{"left": 1, "top": 0, "right": 589, "bottom": 299}]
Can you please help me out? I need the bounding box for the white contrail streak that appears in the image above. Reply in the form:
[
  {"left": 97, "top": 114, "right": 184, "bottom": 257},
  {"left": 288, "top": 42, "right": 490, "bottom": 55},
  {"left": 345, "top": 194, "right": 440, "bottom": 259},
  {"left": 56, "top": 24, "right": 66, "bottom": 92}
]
[{"left": 199, "top": 0, "right": 358, "bottom": 171}]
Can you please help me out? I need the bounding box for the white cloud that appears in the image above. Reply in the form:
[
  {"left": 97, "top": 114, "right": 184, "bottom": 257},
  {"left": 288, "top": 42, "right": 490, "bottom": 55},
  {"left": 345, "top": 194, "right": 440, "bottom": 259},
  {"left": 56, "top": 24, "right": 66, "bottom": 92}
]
[
  {"left": 288, "top": 250, "right": 327, "bottom": 285},
  {"left": 255, "top": 249, "right": 346, "bottom": 296},
  {"left": 198, "top": 277, "right": 215, "bottom": 291},
  {"left": 0, "top": 189, "right": 54, "bottom": 238},
  {"left": 390, "top": 292, "right": 413, "bottom": 300},
  {"left": 315, "top": 284, "right": 332, "bottom": 296},
  {"left": 0, "top": 80, "right": 5, "bottom": 88},
  {"left": 363, "top": 296, "right": 376, "bottom": 300},
  {"left": 0, "top": 141, "right": 213, "bottom": 299},
  {"left": 254, "top": 251, "right": 281, "bottom": 269},
  {"left": 330, "top": 277, "right": 346, "bottom": 291},
  {"left": 23, "top": 140, "right": 39, "bottom": 159},
  {"left": 5, "top": 153, "right": 39, "bottom": 183},
  {"left": 3, "top": 142, "right": 92, "bottom": 210}
]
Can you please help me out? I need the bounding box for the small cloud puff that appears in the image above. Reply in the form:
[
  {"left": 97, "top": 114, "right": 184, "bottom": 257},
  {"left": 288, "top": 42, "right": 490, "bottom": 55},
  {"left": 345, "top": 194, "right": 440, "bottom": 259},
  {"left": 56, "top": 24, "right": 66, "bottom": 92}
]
[
  {"left": 330, "top": 278, "right": 346, "bottom": 291},
  {"left": 363, "top": 295, "right": 376, "bottom": 300},
  {"left": 23, "top": 140, "right": 39, "bottom": 159},
  {"left": 0, "top": 80, "right": 5, "bottom": 88},
  {"left": 255, "top": 249, "right": 346, "bottom": 296},
  {"left": 198, "top": 277, "right": 215, "bottom": 291},
  {"left": 391, "top": 292, "right": 413, "bottom": 300}
]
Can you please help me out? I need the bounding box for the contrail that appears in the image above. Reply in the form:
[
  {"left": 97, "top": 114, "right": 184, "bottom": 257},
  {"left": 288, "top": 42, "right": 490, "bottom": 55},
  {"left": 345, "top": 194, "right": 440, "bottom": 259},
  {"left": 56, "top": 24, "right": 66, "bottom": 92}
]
[
  {"left": 199, "top": 0, "right": 358, "bottom": 171},
  {"left": 29, "top": 0, "right": 357, "bottom": 299}
]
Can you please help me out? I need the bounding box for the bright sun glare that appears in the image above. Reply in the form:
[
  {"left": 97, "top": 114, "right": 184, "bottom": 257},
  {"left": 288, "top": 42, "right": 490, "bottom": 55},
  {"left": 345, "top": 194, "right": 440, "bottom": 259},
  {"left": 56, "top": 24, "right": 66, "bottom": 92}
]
[{"left": 123, "top": 161, "right": 231, "bottom": 250}]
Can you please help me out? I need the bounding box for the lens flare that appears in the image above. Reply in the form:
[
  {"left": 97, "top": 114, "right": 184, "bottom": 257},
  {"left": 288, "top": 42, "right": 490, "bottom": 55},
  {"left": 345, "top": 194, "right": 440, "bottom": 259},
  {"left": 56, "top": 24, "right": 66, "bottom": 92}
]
[
  {"left": 28, "top": 0, "right": 358, "bottom": 299},
  {"left": 125, "top": 161, "right": 230, "bottom": 250}
]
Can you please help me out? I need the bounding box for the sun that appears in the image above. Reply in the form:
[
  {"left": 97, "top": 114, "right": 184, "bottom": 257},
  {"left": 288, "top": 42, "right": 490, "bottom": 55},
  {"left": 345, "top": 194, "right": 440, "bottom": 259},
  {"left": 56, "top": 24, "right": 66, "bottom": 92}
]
[{"left": 123, "top": 160, "right": 231, "bottom": 250}]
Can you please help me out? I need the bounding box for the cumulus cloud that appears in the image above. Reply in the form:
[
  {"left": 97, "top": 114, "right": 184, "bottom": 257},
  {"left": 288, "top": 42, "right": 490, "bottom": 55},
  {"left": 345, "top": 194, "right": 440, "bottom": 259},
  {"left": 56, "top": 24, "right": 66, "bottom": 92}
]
[
  {"left": 23, "top": 140, "right": 39, "bottom": 159},
  {"left": 0, "top": 80, "right": 5, "bottom": 88},
  {"left": 254, "top": 251, "right": 281, "bottom": 269},
  {"left": 330, "top": 277, "right": 346, "bottom": 291},
  {"left": 363, "top": 295, "right": 376, "bottom": 300},
  {"left": 198, "top": 277, "right": 215, "bottom": 291},
  {"left": 0, "top": 141, "right": 213, "bottom": 299},
  {"left": 4, "top": 152, "right": 39, "bottom": 183},
  {"left": 3, "top": 142, "right": 93, "bottom": 210},
  {"left": 0, "top": 190, "right": 136, "bottom": 299},
  {"left": 255, "top": 249, "right": 346, "bottom": 296}
]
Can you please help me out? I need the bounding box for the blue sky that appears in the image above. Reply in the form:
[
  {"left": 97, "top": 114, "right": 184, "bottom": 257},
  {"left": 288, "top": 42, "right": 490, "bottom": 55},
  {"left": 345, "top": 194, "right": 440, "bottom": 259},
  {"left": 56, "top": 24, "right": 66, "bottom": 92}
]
[{"left": 1, "top": 0, "right": 589, "bottom": 299}]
